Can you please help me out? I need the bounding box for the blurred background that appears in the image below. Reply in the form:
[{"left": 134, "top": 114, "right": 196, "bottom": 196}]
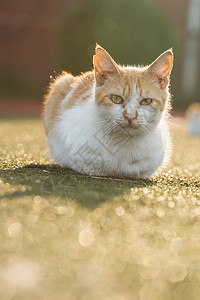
[{"left": 0, "top": 0, "right": 199, "bottom": 115}]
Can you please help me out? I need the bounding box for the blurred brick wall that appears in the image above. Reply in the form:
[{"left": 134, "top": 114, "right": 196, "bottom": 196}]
[
  {"left": 0, "top": 0, "right": 67, "bottom": 80},
  {"left": 0, "top": 0, "right": 195, "bottom": 90}
]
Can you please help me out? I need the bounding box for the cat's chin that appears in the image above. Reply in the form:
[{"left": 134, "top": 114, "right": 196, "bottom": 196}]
[
  {"left": 120, "top": 123, "right": 141, "bottom": 130},
  {"left": 122, "top": 124, "right": 139, "bottom": 129}
]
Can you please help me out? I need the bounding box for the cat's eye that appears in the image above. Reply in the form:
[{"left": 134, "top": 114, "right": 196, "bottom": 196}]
[
  {"left": 140, "top": 98, "right": 153, "bottom": 106},
  {"left": 110, "top": 94, "right": 124, "bottom": 104}
]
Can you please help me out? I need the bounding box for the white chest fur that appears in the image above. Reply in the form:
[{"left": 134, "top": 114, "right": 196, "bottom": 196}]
[{"left": 47, "top": 98, "right": 170, "bottom": 179}]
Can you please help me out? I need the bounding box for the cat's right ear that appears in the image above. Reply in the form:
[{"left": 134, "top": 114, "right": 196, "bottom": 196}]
[{"left": 93, "top": 44, "right": 120, "bottom": 86}]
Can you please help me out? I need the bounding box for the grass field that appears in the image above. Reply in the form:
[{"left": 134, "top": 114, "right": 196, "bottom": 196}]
[{"left": 0, "top": 117, "right": 200, "bottom": 300}]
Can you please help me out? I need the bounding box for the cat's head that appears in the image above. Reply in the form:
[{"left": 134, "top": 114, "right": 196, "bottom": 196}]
[{"left": 93, "top": 44, "right": 173, "bottom": 135}]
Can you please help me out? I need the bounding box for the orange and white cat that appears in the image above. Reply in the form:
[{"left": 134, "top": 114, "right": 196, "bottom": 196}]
[{"left": 43, "top": 45, "right": 173, "bottom": 178}]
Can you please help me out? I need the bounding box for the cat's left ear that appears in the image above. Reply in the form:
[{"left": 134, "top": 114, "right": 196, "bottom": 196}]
[
  {"left": 93, "top": 44, "right": 121, "bottom": 86},
  {"left": 147, "top": 49, "right": 173, "bottom": 90}
]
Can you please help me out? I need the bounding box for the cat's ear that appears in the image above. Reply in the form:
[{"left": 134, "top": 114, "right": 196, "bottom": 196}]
[
  {"left": 147, "top": 49, "right": 173, "bottom": 90},
  {"left": 93, "top": 44, "right": 120, "bottom": 86}
]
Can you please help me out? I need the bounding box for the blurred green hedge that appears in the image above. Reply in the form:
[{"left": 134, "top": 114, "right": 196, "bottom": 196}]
[
  {"left": 0, "top": 71, "right": 45, "bottom": 101},
  {"left": 58, "top": 0, "right": 178, "bottom": 75}
]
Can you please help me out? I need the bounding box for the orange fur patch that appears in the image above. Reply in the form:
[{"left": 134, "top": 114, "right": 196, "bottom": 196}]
[
  {"left": 43, "top": 72, "right": 76, "bottom": 135},
  {"left": 62, "top": 72, "right": 94, "bottom": 110},
  {"left": 44, "top": 71, "right": 94, "bottom": 136}
]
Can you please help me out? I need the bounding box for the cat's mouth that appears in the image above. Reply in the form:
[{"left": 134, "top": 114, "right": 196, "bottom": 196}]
[{"left": 120, "top": 122, "right": 141, "bottom": 130}]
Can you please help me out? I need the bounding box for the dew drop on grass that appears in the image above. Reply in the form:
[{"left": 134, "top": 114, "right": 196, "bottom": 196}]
[
  {"left": 170, "top": 238, "right": 183, "bottom": 253},
  {"left": 116, "top": 207, "right": 125, "bottom": 216},
  {"left": 156, "top": 208, "right": 165, "bottom": 218},
  {"left": 78, "top": 230, "right": 94, "bottom": 247},
  {"left": 8, "top": 222, "right": 22, "bottom": 238},
  {"left": 168, "top": 201, "right": 175, "bottom": 208}
]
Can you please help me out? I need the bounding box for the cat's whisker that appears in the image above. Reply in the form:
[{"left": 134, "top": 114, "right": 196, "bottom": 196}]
[
  {"left": 168, "top": 121, "right": 180, "bottom": 127},
  {"left": 141, "top": 126, "right": 163, "bottom": 150},
  {"left": 171, "top": 136, "right": 184, "bottom": 154}
]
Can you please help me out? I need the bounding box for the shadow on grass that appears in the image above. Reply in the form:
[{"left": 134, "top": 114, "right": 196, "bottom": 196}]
[{"left": 0, "top": 164, "right": 156, "bottom": 209}]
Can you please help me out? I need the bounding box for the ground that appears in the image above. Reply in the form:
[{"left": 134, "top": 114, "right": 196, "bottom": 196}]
[{"left": 0, "top": 117, "right": 200, "bottom": 300}]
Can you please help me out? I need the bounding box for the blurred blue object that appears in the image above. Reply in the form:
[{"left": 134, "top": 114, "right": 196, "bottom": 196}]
[{"left": 186, "top": 102, "right": 200, "bottom": 135}]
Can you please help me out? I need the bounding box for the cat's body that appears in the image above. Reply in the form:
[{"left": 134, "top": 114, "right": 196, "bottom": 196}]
[{"left": 44, "top": 45, "right": 173, "bottom": 178}]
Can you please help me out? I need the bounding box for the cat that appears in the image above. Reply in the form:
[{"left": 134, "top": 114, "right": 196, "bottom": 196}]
[{"left": 43, "top": 44, "right": 173, "bottom": 179}]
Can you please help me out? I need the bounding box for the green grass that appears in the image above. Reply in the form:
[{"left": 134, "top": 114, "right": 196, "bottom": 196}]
[{"left": 0, "top": 117, "right": 200, "bottom": 300}]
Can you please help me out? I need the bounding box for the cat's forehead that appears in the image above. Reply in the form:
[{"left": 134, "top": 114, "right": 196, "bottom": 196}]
[
  {"left": 120, "top": 67, "right": 165, "bottom": 102},
  {"left": 120, "top": 67, "right": 145, "bottom": 99}
]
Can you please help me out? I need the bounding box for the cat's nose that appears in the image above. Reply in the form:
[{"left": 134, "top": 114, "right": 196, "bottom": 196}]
[{"left": 123, "top": 109, "right": 138, "bottom": 122}]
